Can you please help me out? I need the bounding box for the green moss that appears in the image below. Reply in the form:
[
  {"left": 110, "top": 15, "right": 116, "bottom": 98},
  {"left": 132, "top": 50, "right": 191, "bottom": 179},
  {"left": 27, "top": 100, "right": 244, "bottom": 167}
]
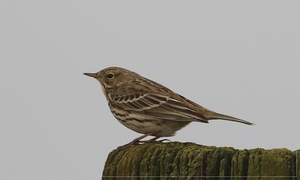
[
  {"left": 219, "top": 147, "right": 235, "bottom": 177},
  {"left": 259, "top": 148, "right": 293, "bottom": 176},
  {"left": 247, "top": 148, "right": 296, "bottom": 178},
  {"left": 140, "top": 143, "right": 161, "bottom": 177},
  {"left": 102, "top": 142, "right": 298, "bottom": 179},
  {"left": 231, "top": 149, "right": 249, "bottom": 179},
  {"left": 193, "top": 148, "right": 210, "bottom": 177},
  {"left": 247, "top": 148, "right": 263, "bottom": 176},
  {"left": 293, "top": 150, "right": 300, "bottom": 180},
  {"left": 206, "top": 148, "right": 221, "bottom": 176},
  {"left": 130, "top": 145, "right": 148, "bottom": 178}
]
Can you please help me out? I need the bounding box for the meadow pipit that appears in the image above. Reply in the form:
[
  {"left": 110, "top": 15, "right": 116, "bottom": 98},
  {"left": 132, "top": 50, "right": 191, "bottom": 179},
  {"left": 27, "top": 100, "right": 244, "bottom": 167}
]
[{"left": 84, "top": 67, "right": 253, "bottom": 148}]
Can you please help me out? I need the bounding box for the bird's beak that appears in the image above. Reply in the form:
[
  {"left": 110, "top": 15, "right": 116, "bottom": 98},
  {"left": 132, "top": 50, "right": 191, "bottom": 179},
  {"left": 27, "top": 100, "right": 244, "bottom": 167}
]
[{"left": 83, "top": 72, "right": 98, "bottom": 78}]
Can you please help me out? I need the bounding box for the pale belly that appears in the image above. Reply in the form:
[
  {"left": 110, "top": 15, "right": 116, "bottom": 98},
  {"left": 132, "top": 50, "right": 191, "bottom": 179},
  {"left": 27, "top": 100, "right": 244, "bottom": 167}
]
[
  {"left": 116, "top": 115, "right": 190, "bottom": 137},
  {"left": 108, "top": 102, "right": 190, "bottom": 137}
]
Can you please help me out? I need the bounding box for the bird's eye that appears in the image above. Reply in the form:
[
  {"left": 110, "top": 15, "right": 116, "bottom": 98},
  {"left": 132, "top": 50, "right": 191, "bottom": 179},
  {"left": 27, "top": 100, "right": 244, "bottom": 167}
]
[{"left": 106, "top": 73, "right": 114, "bottom": 79}]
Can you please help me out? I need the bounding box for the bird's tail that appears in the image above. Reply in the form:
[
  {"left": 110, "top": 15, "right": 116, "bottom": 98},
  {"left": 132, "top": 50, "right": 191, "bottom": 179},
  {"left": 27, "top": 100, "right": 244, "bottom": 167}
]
[{"left": 206, "top": 112, "right": 254, "bottom": 125}]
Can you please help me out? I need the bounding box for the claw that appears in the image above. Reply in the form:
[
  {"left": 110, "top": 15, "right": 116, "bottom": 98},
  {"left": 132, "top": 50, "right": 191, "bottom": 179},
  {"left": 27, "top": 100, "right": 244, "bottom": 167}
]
[
  {"left": 139, "top": 137, "right": 171, "bottom": 144},
  {"left": 157, "top": 138, "right": 171, "bottom": 142}
]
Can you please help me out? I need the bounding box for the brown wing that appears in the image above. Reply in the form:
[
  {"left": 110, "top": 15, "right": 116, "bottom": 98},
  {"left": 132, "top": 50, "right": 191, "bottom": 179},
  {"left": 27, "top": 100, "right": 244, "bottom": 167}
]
[{"left": 110, "top": 93, "right": 208, "bottom": 123}]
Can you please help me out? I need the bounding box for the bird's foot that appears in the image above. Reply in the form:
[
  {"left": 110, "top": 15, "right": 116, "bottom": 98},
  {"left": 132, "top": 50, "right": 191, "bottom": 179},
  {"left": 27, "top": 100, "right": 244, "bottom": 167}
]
[
  {"left": 117, "top": 133, "right": 154, "bottom": 149},
  {"left": 117, "top": 138, "right": 140, "bottom": 149},
  {"left": 139, "top": 137, "right": 171, "bottom": 144}
]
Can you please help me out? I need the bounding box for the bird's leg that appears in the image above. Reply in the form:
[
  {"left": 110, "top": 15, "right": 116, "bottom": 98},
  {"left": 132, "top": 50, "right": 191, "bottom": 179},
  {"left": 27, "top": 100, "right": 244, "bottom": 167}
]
[
  {"left": 138, "top": 136, "right": 159, "bottom": 144},
  {"left": 140, "top": 136, "right": 171, "bottom": 144},
  {"left": 118, "top": 132, "right": 153, "bottom": 149},
  {"left": 149, "top": 136, "right": 160, "bottom": 141}
]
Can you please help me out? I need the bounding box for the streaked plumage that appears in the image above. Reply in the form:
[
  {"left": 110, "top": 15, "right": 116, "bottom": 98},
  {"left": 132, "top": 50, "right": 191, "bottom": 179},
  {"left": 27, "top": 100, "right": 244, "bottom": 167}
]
[{"left": 84, "top": 67, "right": 253, "bottom": 148}]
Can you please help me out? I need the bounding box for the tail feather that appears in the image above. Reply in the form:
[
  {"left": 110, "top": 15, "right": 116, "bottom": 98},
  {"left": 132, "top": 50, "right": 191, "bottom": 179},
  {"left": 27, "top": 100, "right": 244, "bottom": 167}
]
[{"left": 206, "top": 112, "right": 254, "bottom": 125}]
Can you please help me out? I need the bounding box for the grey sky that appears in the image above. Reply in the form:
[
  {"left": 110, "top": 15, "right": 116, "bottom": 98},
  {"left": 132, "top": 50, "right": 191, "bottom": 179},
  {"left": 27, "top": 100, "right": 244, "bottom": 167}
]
[{"left": 1, "top": 1, "right": 299, "bottom": 179}]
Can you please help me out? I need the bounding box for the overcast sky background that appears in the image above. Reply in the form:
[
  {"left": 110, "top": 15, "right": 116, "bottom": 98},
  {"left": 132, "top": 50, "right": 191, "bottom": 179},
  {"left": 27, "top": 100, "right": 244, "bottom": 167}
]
[{"left": 1, "top": 1, "right": 299, "bottom": 179}]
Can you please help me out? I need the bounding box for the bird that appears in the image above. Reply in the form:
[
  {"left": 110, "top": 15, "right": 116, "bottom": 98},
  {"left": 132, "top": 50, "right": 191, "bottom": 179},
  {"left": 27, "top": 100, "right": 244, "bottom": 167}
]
[{"left": 83, "top": 67, "right": 253, "bottom": 148}]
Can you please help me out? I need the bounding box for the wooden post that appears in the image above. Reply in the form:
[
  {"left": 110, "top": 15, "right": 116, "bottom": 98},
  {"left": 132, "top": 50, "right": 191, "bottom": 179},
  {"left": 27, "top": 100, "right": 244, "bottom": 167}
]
[{"left": 102, "top": 142, "right": 299, "bottom": 179}]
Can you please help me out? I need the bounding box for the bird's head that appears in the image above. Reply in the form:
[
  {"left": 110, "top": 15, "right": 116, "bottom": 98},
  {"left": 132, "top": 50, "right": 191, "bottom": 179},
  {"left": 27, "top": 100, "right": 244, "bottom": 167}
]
[{"left": 83, "top": 67, "right": 139, "bottom": 91}]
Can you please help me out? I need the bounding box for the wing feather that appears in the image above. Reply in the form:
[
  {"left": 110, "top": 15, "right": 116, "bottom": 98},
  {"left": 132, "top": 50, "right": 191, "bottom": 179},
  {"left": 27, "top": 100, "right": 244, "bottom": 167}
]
[{"left": 110, "top": 93, "right": 208, "bottom": 123}]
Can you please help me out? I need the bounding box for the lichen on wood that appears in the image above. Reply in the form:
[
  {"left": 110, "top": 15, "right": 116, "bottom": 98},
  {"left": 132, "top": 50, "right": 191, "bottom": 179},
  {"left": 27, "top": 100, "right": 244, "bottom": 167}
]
[{"left": 102, "top": 142, "right": 298, "bottom": 179}]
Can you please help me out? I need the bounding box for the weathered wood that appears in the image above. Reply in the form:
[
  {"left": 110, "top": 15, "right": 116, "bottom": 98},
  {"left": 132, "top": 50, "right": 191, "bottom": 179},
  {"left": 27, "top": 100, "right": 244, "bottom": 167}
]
[{"left": 102, "top": 142, "right": 299, "bottom": 179}]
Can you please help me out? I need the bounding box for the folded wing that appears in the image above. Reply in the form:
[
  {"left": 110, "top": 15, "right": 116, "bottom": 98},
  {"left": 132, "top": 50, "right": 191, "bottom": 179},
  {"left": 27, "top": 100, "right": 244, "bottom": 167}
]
[{"left": 110, "top": 93, "right": 208, "bottom": 123}]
